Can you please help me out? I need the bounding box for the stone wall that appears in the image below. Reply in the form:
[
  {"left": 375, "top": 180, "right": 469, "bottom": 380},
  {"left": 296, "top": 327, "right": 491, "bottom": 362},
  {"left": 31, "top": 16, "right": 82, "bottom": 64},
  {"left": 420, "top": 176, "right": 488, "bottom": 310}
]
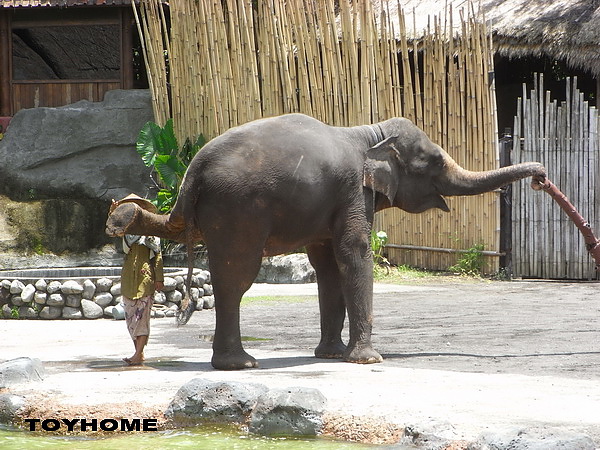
[{"left": 0, "top": 268, "right": 213, "bottom": 320}]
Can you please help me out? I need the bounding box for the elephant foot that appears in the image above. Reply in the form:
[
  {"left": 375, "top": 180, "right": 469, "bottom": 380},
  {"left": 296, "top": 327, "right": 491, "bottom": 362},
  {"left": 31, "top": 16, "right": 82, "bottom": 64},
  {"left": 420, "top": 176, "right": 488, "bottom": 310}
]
[
  {"left": 343, "top": 345, "right": 383, "bottom": 364},
  {"left": 211, "top": 350, "right": 258, "bottom": 370},
  {"left": 314, "top": 341, "right": 347, "bottom": 359}
]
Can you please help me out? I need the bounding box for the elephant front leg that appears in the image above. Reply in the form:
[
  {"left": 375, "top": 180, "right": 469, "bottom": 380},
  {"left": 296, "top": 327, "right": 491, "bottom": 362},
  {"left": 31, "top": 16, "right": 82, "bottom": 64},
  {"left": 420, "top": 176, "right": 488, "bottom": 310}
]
[
  {"left": 332, "top": 219, "right": 383, "bottom": 364},
  {"left": 307, "top": 241, "right": 347, "bottom": 359}
]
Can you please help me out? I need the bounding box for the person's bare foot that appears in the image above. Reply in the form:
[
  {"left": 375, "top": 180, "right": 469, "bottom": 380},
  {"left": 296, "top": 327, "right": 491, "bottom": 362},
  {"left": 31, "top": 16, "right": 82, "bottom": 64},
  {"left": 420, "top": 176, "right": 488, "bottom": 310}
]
[{"left": 123, "top": 355, "right": 144, "bottom": 366}]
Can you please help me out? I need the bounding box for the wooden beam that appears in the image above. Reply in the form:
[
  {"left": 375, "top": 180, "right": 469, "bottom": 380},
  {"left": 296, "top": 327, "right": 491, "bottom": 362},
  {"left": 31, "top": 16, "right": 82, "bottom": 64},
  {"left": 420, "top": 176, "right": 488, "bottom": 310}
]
[
  {"left": 120, "top": 7, "right": 134, "bottom": 89},
  {"left": 0, "top": 10, "right": 12, "bottom": 116}
]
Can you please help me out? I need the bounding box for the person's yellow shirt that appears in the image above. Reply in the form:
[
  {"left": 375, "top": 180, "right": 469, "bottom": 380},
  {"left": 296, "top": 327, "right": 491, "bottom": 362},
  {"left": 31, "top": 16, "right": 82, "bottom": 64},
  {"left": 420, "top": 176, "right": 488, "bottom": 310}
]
[{"left": 121, "top": 243, "right": 164, "bottom": 300}]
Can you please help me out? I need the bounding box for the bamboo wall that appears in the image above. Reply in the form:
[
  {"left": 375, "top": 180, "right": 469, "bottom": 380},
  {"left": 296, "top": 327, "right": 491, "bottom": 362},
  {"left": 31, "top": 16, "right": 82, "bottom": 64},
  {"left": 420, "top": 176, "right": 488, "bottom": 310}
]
[
  {"left": 513, "top": 75, "right": 600, "bottom": 279},
  {"left": 134, "top": 0, "right": 500, "bottom": 273}
]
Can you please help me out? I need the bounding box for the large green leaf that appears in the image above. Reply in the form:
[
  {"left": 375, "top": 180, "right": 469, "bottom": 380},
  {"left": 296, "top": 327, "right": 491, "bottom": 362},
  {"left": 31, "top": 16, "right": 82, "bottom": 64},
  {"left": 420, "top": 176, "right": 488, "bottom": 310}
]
[
  {"left": 155, "top": 154, "right": 185, "bottom": 188},
  {"left": 136, "top": 121, "right": 163, "bottom": 167}
]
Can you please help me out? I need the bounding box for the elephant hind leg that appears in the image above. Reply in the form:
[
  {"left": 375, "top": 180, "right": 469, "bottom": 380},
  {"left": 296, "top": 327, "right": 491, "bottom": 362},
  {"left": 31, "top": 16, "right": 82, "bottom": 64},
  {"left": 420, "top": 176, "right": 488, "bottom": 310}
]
[{"left": 307, "top": 241, "right": 347, "bottom": 359}]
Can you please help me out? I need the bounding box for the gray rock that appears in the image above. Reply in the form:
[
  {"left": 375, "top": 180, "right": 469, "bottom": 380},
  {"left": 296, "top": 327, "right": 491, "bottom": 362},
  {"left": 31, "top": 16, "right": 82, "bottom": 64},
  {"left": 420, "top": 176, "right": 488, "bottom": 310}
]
[
  {"left": 82, "top": 279, "right": 96, "bottom": 299},
  {"left": 34, "top": 278, "right": 47, "bottom": 291},
  {"left": 39, "top": 305, "right": 62, "bottom": 319},
  {"left": 18, "top": 306, "right": 37, "bottom": 319},
  {"left": 47, "top": 293, "right": 65, "bottom": 306},
  {"left": 166, "top": 290, "right": 183, "bottom": 304},
  {"left": 46, "top": 280, "right": 62, "bottom": 294},
  {"left": 62, "top": 306, "right": 82, "bottom": 319},
  {"left": 81, "top": 299, "right": 103, "bottom": 319},
  {"left": 61, "top": 280, "right": 84, "bottom": 294},
  {"left": 249, "top": 387, "right": 327, "bottom": 436},
  {"left": 475, "top": 427, "right": 597, "bottom": 450},
  {"left": 165, "top": 309, "right": 176, "bottom": 317},
  {"left": 94, "top": 292, "right": 113, "bottom": 308},
  {"left": 10, "top": 295, "right": 22, "bottom": 306},
  {"left": 154, "top": 308, "right": 165, "bottom": 318},
  {"left": 65, "top": 294, "right": 82, "bottom": 308},
  {"left": 163, "top": 277, "right": 177, "bottom": 292},
  {"left": 165, "top": 378, "right": 269, "bottom": 425},
  {"left": 96, "top": 277, "right": 113, "bottom": 292},
  {"left": 1, "top": 304, "right": 13, "bottom": 318},
  {"left": 153, "top": 291, "right": 166, "bottom": 305},
  {"left": 103, "top": 305, "right": 115, "bottom": 318},
  {"left": 256, "top": 254, "right": 316, "bottom": 284},
  {"left": 1, "top": 280, "right": 10, "bottom": 290},
  {"left": 111, "top": 303, "right": 125, "bottom": 320},
  {"left": 174, "top": 276, "right": 185, "bottom": 290},
  {"left": 0, "top": 89, "right": 154, "bottom": 202},
  {"left": 110, "top": 283, "right": 121, "bottom": 296},
  {"left": 0, "top": 394, "right": 26, "bottom": 424},
  {"left": 202, "top": 270, "right": 211, "bottom": 283},
  {"left": 0, "top": 357, "right": 44, "bottom": 388},
  {"left": 203, "top": 295, "right": 215, "bottom": 309},
  {"left": 192, "top": 273, "right": 207, "bottom": 287},
  {"left": 20, "top": 284, "right": 35, "bottom": 303},
  {"left": 202, "top": 284, "right": 213, "bottom": 296},
  {"left": 9, "top": 280, "right": 24, "bottom": 294},
  {"left": 34, "top": 291, "right": 47, "bottom": 305}
]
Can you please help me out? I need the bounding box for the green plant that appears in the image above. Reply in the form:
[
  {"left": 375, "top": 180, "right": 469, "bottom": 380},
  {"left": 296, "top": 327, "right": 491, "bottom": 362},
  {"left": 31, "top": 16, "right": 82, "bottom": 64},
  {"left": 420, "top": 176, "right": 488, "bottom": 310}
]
[
  {"left": 10, "top": 306, "right": 19, "bottom": 319},
  {"left": 448, "top": 243, "right": 485, "bottom": 276},
  {"left": 136, "top": 119, "right": 205, "bottom": 213},
  {"left": 370, "top": 230, "right": 389, "bottom": 266}
]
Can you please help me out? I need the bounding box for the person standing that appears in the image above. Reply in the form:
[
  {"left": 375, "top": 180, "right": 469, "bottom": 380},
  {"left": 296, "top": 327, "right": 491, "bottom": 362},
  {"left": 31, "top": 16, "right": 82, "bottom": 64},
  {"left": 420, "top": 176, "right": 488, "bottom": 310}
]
[{"left": 120, "top": 232, "right": 164, "bottom": 366}]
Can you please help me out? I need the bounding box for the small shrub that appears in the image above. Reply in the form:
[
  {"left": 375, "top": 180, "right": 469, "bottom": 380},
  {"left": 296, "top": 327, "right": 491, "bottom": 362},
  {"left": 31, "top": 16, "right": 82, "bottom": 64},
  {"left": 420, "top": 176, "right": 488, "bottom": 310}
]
[{"left": 448, "top": 244, "right": 485, "bottom": 276}]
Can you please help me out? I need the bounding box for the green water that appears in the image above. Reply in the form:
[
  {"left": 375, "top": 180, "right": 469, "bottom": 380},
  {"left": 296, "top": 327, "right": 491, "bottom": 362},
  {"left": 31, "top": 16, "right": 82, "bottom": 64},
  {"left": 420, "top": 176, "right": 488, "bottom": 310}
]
[{"left": 0, "top": 425, "right": 370, "bottom": 449}]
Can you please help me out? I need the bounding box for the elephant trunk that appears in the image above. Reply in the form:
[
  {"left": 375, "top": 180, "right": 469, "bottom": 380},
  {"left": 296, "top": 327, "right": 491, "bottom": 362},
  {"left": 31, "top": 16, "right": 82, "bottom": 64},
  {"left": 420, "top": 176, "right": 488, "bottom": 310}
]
[{"left": 438, "top": 158, "right": 546, "bottom": 196}]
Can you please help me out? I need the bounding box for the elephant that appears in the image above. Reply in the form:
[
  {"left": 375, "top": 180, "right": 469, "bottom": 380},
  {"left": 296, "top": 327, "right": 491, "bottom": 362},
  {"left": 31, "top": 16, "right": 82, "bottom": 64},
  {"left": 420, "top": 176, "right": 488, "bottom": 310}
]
[{"left": 106, "top": 113, "right": 546, "bottom": 370}]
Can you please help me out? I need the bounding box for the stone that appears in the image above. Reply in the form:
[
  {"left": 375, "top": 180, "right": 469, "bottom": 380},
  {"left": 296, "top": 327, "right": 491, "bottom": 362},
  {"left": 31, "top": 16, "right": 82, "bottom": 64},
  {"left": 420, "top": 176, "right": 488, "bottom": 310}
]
[
  {"left": 9, "top": 280, "right": 24, "bottom": 294},
  {"left": 0, "top": 394, "right": 26, "bottom": 424},
  {"left": 81, "top": 299, "right": 103, "bottom": 319},
  {"left": 192, "top": 273, "right": 207, "bottom": 287},
  {"left": 82, "top": 279, "right": 96, "bottom": 299},
  {"left": 165, "top": 378, "right": 269, "bottom": 425},
  {"left": 61, "top": 280, "right": 84, "bottom": 294},
  {"left": 110, "top": 283, "right": 121, "bottom": 296},
  {"left": 153, "top": 291, "right": 166, "bottom": 305},
  {"left": 249, "top": 387, "right": 327, "bottom": 436},
  {"left": 195, "top": 299, "right": 203, "bottom": 311},
  {"left": 10, "top": 296, "right": 23, "bottom": 306},
  {"left": 2, "top": 304, "right": 12, "bottom": 318},
  {"left": 62, "top": 306, "right": 82, "bottom": 319},
  {"left": 39, "top": 305, "right": 62, "bottom": 319},
  {"left": 1, "top": 280, "right": 10, "bottom": 290},
  {"left": 154, "top": 308, "right": 165, "bottom": 318},
  {"left": 65, "top": 294, "right": 82, "bottom": 308},
  {"left": 190, "top": 287, "right": 203, "bottom": 302},
  {"left": 0, "top": 357, "right": 45, "bottom": 388},
  {"left": 202, "top": 284, "right": 213, "bottom": 296},
  {"left": 46, "top": 280, "right": 62, "bottom": 294},
  {"left": 202, "top": 270, "right": 211, "bottom": 283},
  {"left": 34, "top": 291, "right": 47, "bottom": 305},
  {"left": 18, "top": 306, "right": 37, "bottom": 319},
  {"left": 34, "top": 278, "right": 47, "bottom": 291},
  {"left": 111, "top": 303, "right": 125, "bottom": 320},
  {"left": 256, "top": 254, "right": 316, "bottom": 284},
  {"left": 203, "top": 295, "right": 215, "bottom": 309},
  {"left": 47, "top": 293, "right": 65, "bottom": 306},
  {"left": 20, "top": 284, "right": 35, "bottom": 303},
  {"left": 103, "top": 306, "right": 115, "bottom": 318},
  {"left": 166, "top": 290, "right": 183, "bottom": 304},
  {"left": 93, "top": 292, "right": 113, "bottom": 308},
  {"left": 0, "top": 90, "right": 154, "bottom": 203},
  {"left": 174, "top": 275, "right": 185, "bottom": 290},
  {"left": 163, "top": 277, "right": 177, "bottom": 292},
  {"left": 165, "top": 309, "right": 176, "bottom": 317},
  {"left": 475, "top": 427, "right": 597, "bottom": 450},
  {"left": 96, "top": 277, "right": 113, "bottom": 292}
]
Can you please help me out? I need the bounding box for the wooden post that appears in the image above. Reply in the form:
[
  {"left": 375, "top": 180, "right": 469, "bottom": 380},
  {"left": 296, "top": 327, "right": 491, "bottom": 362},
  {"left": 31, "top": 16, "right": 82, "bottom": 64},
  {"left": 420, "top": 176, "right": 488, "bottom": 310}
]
[
  {"left": 0, "top": 10, "right": 12, "bottom": 116},
  {"left": 120, "top": 7, "right": 134, "bottom": 90},
  {"left": 499, "top": 132, "right": 513, "bottom": 277}
]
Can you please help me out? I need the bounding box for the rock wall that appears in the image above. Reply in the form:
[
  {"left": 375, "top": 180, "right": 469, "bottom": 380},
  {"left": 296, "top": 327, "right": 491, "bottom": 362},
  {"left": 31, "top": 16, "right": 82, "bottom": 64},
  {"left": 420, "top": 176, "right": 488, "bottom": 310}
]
[
  {"left": 0, "top": 89, "right": 155, "bottom": 253},
  {"left": 0, "top": 268, "right": 214, "bottom": 320}
]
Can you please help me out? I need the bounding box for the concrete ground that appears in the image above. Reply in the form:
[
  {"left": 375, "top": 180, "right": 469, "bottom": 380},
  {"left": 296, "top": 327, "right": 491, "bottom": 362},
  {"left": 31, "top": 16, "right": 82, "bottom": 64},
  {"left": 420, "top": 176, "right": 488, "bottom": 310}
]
[{"left": 2, "top": 279, "right": 600, "bottom": 446}]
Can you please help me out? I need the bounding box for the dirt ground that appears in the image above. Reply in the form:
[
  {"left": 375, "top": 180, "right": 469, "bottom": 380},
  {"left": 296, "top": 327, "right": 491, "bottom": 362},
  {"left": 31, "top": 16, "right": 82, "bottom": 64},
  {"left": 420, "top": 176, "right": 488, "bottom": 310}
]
[{"left": 2, "top": 278, "right": 600, "bottom": 446}]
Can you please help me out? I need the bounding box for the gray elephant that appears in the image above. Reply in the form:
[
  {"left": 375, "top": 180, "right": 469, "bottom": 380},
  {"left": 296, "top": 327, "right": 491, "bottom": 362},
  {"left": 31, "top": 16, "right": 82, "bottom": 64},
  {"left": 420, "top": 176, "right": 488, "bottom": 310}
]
[{"left": 106, "top": 113, "right": 545, "bottom": 370}]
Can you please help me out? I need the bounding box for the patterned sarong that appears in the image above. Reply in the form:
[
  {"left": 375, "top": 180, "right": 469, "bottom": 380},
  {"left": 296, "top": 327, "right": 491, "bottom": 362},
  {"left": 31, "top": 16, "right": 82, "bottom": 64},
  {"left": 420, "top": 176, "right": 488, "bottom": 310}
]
[{"left": 123, "top": 295, "right": 153, "bottom": 339}]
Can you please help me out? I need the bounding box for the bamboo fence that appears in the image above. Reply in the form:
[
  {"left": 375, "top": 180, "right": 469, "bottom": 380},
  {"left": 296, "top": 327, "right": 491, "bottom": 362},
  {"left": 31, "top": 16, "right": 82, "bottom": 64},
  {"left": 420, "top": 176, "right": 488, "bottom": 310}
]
[
  {"left": 134, "top": 0, "right": 501, "bottom": 273},
  {"left": 513, "top": 74, "right": 600, "bottom": 279}
]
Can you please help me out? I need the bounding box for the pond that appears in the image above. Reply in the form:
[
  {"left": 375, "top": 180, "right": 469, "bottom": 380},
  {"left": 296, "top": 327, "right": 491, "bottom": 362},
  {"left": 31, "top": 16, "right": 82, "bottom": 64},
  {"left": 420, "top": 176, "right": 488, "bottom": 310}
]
[{"left": 0, "top": 424, "right": 373, "bottom": 449}]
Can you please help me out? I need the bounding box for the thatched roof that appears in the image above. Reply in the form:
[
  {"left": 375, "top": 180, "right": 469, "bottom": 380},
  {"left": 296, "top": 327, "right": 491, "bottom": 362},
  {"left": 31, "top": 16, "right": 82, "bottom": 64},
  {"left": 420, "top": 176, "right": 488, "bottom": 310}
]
[{"left": 375, "top": 0, "right": 600, "bottom": 77}]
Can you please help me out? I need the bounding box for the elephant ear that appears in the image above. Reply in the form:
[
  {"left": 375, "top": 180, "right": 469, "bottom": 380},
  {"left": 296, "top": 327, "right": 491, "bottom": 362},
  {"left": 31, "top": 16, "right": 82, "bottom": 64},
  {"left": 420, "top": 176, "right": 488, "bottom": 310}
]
[{"left": 363, "top": 137, "right": 402, "bottom": 206}]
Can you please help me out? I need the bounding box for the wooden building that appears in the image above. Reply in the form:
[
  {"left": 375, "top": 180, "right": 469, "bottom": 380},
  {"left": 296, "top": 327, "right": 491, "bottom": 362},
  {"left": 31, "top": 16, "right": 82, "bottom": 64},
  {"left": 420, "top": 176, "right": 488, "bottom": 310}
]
[{"left": 0, "top": 0, "right": 138, "bottom": 120}]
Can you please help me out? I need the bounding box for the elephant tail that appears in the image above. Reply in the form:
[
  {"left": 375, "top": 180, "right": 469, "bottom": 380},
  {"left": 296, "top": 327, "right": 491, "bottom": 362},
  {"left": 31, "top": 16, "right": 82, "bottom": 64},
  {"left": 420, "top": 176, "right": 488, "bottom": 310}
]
[{"left": 176, "top": 229, "right": 198, "bottom": 326}]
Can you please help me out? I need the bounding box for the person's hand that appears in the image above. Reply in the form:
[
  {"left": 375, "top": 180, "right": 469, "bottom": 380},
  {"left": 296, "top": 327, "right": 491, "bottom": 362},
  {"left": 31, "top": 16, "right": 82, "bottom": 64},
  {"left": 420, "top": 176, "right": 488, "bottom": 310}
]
[{"left": 155, "top": 281, "right": 164, "bottom": 292}]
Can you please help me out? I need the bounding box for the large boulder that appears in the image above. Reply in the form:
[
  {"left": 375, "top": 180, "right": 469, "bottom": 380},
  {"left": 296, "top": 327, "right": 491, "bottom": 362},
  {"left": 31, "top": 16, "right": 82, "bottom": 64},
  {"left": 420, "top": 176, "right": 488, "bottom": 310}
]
[
  {"left": 0, "top": 89, "right": 154, "bottom": 253},
  {"left": 0, "top": 394, "right": 26, "bottom": 424},
  {"left": 256, "top": 254, "right": 317, "bottom": 284},
  {"left": 0, "top": 89, "right": 153, "bottom": 202},
  {"left": 0, "top": 357, "right": 44, "bottom": 388}
]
